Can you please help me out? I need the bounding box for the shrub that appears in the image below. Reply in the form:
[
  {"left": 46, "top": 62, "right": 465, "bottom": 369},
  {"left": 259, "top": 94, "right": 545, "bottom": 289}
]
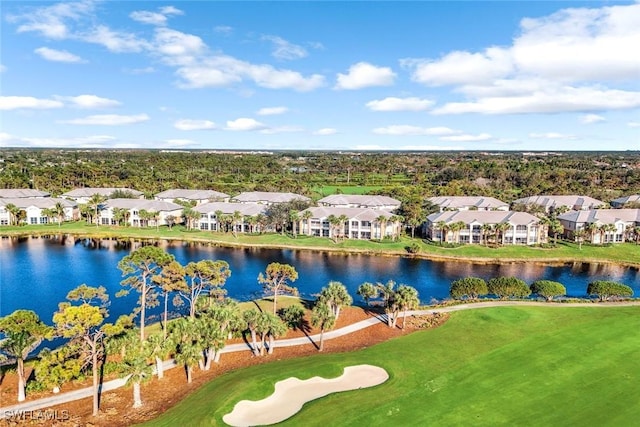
[
  {"left": 530, "top": 280, "right": 566, "bottom": 301},
  {"left": 450, "top": 277, "right": 488, "bottom": 300},
  {"left": 405, "top": 243, "right": 421, "bottom": 254},
  {"left": 587, "top": 281, "right": 633, "bottom": 301},
  {"left": 488, "top": 277, "right": 531, "bottom": 299}
]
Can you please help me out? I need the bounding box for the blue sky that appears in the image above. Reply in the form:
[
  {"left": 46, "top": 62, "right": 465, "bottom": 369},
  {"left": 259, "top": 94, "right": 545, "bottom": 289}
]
[{"left": 1, "top": 0, "right": 639, "bottom": 151}]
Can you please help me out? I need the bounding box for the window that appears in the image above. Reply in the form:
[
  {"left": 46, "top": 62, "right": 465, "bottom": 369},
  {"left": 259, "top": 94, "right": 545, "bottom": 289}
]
[
  {"left": 0, "top": 219, "right": 7, "bottom": 225},
  {"left": 102, "top": 218, "right": 110, "bottom": 225},
  {"left": 40, "top": 217, "right": 48, "bottom": 224},
  {"left": 200, "top": 223, "right": 209, "bottom": 231},
  {"left": 351, "top": 221, "right": 358, "bottom": 227},
  {"left": 362, "top": 221, "right": 371, "bottom": 227},
  {"left": 132, "top": 210, "right": 139, "bottom": 216},
  {"left": 30, "top": 217, "right": 38, "bottom": 224},
  {"left": 516, "top": 225, "right": 527, "bottom": 232}
]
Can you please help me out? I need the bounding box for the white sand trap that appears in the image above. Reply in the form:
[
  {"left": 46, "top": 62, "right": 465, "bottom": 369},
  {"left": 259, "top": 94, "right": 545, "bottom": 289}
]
[{"left": 223, "top": 364, "right": 389, "bottom": 426}]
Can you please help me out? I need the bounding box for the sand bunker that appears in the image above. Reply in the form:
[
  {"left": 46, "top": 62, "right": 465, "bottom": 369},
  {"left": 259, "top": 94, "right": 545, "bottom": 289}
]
[{"left": 223, "top": 364, "right": 389, "bottom": 426}]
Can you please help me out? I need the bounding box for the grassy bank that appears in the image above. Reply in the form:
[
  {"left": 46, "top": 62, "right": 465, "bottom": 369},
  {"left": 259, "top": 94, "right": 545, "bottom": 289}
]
[
  {"left": 144, "top": 306, "right": 640, "bottom": 426},
  {"left": 2, "top": 222, "right": 640, "bottom": 266}
]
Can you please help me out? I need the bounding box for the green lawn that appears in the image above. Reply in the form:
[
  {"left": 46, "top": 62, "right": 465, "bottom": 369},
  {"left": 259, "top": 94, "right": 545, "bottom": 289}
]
[
  {"left": 311, "top": 185, "right": 386, "bottom": 196},
  {"left": 143, "top": 306, "right": 640, "bottom": 426},
  {"left": 2, "top": 222, "right": 640, "bottom": 266}
]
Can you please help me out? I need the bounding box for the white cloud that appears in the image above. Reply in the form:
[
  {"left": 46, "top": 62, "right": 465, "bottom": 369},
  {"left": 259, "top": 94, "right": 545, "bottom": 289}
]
[
  {"left": 61, "top": 114, "right": 150, "bottom": 125},
  {"left": 580, "top": 114, "right": 605, "bottom": 124},
  {"left": 628, "top": 121, "right": 640, "bottom": 128},
  {"left": 214, "top": 25, "right": 233, "bottom": 35},
  {"left": 2, "top": 134, "right": 117, "bottom": 148},
  {"left": 130, "top": 11, "right": 168, "bottom": 26},
  {"left": 403, "top": 3, "right": 640, "bottom": 115},
  {"left": 262, "top": 35, "right": 307, "bottom": 60},
  {"left": 403, "top": 48, "right": 513, "bottom": 86},
  {"left": 174, "top": 119, "right": 216, "bottom": 130},
  {"left": 313, "top": 128, "right": 338, "bottom": 135},
  {"left": 60, "top": 95, "right": 121, "bottom": 109},
  {"left": 432, "top": 85, "right": 640, "bottom": 115},
  {"left": 439, "top": 133, "right": 493, "bottom": 142},
  {"left": 257, "top": 106, "right": 288, "bottom": 116},
  {"left": 159, "top": 6, "right": 184, "bottom": 16},
  {"left": 372, "top": 125, "right": 460, "bottom": 136},
  {"left": 335, "top": 62, "right": 396, "bottom": 90},
  {"left": 260, "top": 126, "right": 304, "bottom": 134},
  {"left": 34, "top": 47, "right": 85, "bottom": 63},
  {"left": 225, "top": 118, "right": 267, "bottom": 131},
  {"left": 153, "top": 28, "right": 206, "bottom": 63},
  {"left": 0, "top": 96, "right": 64, "bottom": 110},
  {"left": 366, "top": 97, "right": 434, "bottom": 112},
  {"left": 164, "top": 139, "right": 198, "bottom": 148},
  {"left": 125, "top": 66, "right": 155, "bottom": 75},
  {"left": 0, "top": 64, "right": 6, "bottom": 72},
  {"left": 176, "top": 55, "right": 325, "bottom": 91},
  {"left": 528, "top": 132, "right": 578, "bottom": 140},
  {"left": 84, "top": 25, "right": 150, "bottom": 53},
  {"left": 8, "top": 0, "right": 95, "bottom": 39}
]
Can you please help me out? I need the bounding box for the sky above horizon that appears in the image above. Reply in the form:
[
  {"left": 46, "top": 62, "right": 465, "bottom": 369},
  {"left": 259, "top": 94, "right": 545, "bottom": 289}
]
[{"left": 1, "top": 0, "right": 639, "bottom": 151}]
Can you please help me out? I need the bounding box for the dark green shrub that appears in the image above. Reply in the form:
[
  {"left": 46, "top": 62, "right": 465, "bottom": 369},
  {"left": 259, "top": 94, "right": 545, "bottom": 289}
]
[
  {"left": 587, "top": 281, "right": 633, "bottom": 301},
  {"left": 450, "top": 277, "right": 488, "bottom": 300},
  {"left": 488, "top": 277, "right": 531, "bottom": 299},
  {"left": 530, "top": 280, "right": 566, "bottom": 301}
]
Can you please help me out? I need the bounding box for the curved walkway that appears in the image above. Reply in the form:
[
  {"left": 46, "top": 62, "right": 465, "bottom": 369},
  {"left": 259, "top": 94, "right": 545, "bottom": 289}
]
[{"left": 1, "top": 300, "right": 639, "bottom": 417}]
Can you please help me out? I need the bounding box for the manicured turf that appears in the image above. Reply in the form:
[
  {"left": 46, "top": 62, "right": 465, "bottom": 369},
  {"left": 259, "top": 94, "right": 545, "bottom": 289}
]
[{"left": 142, "top": 306, "right": 640, "bottom": 426}]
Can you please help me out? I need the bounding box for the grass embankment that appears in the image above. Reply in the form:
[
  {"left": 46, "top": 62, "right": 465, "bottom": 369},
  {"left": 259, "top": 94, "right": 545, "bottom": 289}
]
[
  {"left": 144, "top": 306, "right": 640, "bottom": 426},
  {"left": 3, "top": 222, "right": 640, "bottom": 266}
]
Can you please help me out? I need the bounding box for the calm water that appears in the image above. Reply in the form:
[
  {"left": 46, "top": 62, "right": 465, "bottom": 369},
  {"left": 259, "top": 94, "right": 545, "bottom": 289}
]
[{"left": 1, "top": 235, "right": 639, "bottom": 324}]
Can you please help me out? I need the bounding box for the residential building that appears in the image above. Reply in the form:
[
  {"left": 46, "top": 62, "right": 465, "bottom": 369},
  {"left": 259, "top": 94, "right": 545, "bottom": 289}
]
[
  {"left": 194, "top": 202, "right": 267, "bottom": 232},
  {"left": 317, "top": 194, "right": 401, "bottom": 211},
  {"left": 298, "top": 207, "right": 401, "bottom": 240},
  {"left": 558, "top": 209, "right": 640, "bottom": 244},
  {"left": 0, "top": 189, "right": 50, "bottom": 198},
  {"left": 154, "top": 189, "right": 229, "bottom": 205},
  {"left": 231, "top": 191, "right": 310, "bottom": 205},
  {"left": 512, "top": 195, "right": 605, "bottom": 213},
  {"left": 610, "top": 195, "right": 640, "bottom": 208},
  {"left": 428, "top": 196, "right": 509, "bottom": 212},
  {"left": 425, "top": 211, "right": 545, "bottom": 245},
  {"left": 0, "top": 198, "right": 78, "bottom": 225},
  {"left": 61, "top": 187, "right": 144, "bottom": 204},
  {"left": 100, "top": 199, "right": 183, "bottom": 227}
]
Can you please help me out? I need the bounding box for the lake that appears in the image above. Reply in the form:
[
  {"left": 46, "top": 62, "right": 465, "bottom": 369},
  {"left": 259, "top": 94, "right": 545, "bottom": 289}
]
[{"left": 1, "top": 235, "right": 639, "bottom": 324}]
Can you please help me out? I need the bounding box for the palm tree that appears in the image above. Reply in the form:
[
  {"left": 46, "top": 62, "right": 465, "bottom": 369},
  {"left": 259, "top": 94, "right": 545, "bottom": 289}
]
[
  {"left": 436, "top": 221, "right": 449, "bottom": 244},
  {"left": 585, "top": 222, "right": 599, "bottom": 244},
  {"left": 327, "top": 214, "right": 341, "bottom": 242},
  {"left": 242, "top": 308, "right": 261, "bottom": 356},
  {"left": 88, "top": 194, "right": 106, "bottom": 227},
  {"left": 41, "top": 207, "right": 55, "bottom": 225},
  {"left": 301, "top": 210, "right": 313, "bottom": 236},
  {"left": 145, "top": 334, "right": 171, "bottom": 379},
  {"left": 53, "top": 201, "right": 66, "bottom": 228},
  {"left": 338, "top": 214, "right": 349, "bottom": 239},
  {"left": 496, "top": 222, "right": 510, "bottom": 246},
  {"left": 574, "top": 228, "right": 587, "bottom": 250},
  {"left": 395, "top": 285, "right": 420, "bottom": 329},
  {"left": 5, "top": 203, "right": 20, "bottom": 226},
  {"left": 375, "top": 214, "right": 387, "bottom": 239},
  {"left": 310, "top": 302, "right": 335, "bottom": 352},
  {"left": 214, "top": 210, "right": 224, "bottom": 232},
  {"left": 169, "top": 318, "right": 203, "bottom": 384},
  {"left": 389, "top": 215, "right": 403, "bottom": 240},
  {"left": 481, "top": 223, "right": 493, "bottom": 246},
  {"left": 231, "top": 210, "right": 242, "bottom": 238},
  {"left": 602, "top": 223, "right": 617, "bottom": 244},
  {"left": 148, "top": 210, "right": 160, "bottom": 231},
  {"left": 122, "top": 343, "right": 153, "bottom": 409},
  {"left": 317, "top": 281, "right": 353, "bottom": 321},
  {"left": 288, "top": 210, "right": 300, "bottom": 237},
  {"left": 245, "top": 215, "right": 257, "bottom": 233}
]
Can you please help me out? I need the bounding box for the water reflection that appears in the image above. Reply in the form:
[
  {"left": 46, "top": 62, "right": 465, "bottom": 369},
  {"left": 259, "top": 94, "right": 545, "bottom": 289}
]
[{"left": 1, "top": 236, "right": 638, "bottom": 323}]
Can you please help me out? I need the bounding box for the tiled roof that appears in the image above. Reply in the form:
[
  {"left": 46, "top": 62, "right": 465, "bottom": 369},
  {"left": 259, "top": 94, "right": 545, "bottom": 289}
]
[
  {"left": 318, "top": 194, "right": 401, "bottom": 207},
  {"left": 232, "top": 192, "right": 310, "bottom": 203},
  {"left": 104, "top": 199, "right": 182, "bottom": 212},
  {"left": 427, "top": 210, "right": 539, "bottom": 225},
  {"left": 0, "top": 197, "right": 76, "bottom": 209},
  {"left": 194, "top": 202, "right": 267, "bottom": 216},
  {"left": 428, "top": 196, "right": 508, "bottom": 209},
  {"left": 558, "top": 209, "right": 640, "bottom": 224},
  {"left": 61, "top": 188, "right": 143, "bottom": 198},
  {"left": 154, "top": 189, "right": 229, "bottom": 200},
  {"left": 512, "top": 195, "right": 605, "bottom": 209},
  {"left": 0, "top": 189, "right": 50, "bottom": 198}
]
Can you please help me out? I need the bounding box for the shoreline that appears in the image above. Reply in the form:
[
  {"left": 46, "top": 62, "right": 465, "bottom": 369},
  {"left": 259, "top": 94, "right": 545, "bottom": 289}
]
[{"left": 2, "top": 228, "right": 640, "bottom": 268}]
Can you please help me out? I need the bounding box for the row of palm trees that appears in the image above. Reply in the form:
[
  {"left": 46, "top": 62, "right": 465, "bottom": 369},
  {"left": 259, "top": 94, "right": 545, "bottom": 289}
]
[
  {"left": 4, "top": 201, "right": 68, "bottom": 227},
  {"left": 434, "top": 220, "right": 518, "bottom": 246}
]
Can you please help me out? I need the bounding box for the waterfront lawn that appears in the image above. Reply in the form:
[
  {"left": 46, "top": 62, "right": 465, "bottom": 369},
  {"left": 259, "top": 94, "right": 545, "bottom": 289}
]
[
  {"left": 3, "top": 222, "right": 640, "bottom": 265},
  {"left": 144, "top": 306, "right": 640, "bottom": 426}
]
